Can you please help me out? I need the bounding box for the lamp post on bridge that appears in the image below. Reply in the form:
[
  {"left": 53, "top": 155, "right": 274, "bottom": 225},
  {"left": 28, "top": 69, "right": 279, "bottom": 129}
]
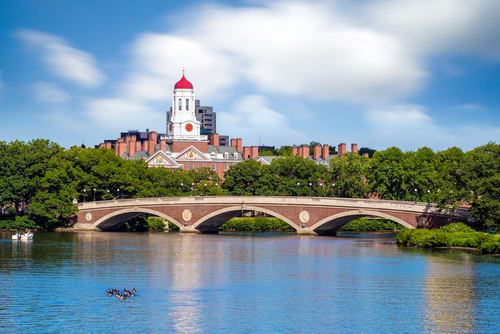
[
  {"left": 93, "top": 188, "right": 96, "bottom": 202},
  {"left": 83, "top": 189, "right": 86, "bottom": 202}
]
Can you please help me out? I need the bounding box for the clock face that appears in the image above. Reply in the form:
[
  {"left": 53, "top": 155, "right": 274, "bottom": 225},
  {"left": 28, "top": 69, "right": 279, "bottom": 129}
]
[
  {"left": 185, "top": 123, "right": 193, "bottom": 132},
  {"left": 169, "top": 123, "right": 173, "bottom": 132}
]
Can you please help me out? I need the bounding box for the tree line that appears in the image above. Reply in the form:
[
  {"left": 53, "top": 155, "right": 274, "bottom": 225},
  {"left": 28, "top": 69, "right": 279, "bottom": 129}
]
[{"left": 0, "top": 139, "right": 498, "bottom": 231}]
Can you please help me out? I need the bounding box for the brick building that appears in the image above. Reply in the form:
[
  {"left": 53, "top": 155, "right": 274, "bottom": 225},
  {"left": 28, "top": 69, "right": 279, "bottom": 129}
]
[{"left": 99, "top": 71, "right": 244, "bottom": 179}]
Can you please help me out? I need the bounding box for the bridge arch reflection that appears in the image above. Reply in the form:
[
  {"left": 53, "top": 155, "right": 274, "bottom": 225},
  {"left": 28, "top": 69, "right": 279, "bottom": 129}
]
[
  {"left": 93, "top": 208, "right": 183, "bottom": 231},
  {"left": 310, "top": 210, "right": 414, "bottom": 235},
  {"left": 192, "top": 205, "right": 301, "bottom": 233}
]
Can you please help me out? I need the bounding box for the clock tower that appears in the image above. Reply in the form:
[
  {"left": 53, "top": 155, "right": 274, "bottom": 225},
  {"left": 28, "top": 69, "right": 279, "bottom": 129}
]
[{"left": 166, "top": 70, "right": 205, "bottom": 141}]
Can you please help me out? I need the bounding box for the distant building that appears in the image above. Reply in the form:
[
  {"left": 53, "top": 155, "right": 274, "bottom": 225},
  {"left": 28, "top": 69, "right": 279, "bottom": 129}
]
[
  {"left": 99, "top": 72, "right": 243, "bottom": 179},
  {"left": 219, "top": 135, "right": 229, "bottom": 147}
]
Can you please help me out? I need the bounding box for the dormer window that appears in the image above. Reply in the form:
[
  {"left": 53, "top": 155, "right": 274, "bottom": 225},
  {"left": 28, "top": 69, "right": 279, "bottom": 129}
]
[
  {"left": 224, "top": 152, "right": 229, "bottom": 159},
  {"left": 233, "top": 152, "right": 238, "bottom": 159}
]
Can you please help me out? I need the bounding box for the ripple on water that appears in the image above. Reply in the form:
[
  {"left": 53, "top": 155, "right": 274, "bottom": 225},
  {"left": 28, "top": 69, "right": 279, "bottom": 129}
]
[{"left": 0, "top": 231, "right": 499, "bottom": 333}]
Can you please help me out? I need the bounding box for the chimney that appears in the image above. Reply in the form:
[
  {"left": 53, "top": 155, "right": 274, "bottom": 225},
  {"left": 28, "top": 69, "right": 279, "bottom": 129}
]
[
  {"left": 292, "top": 146, "right": 298, "bottom": 156},
  {"left": 105, "top": 142, "right": 112, "bottom": 149},
  {"left": 322, "top": 144, "right": 329, "bottom": 160},
  {"left": 114, "top": 142, "right": 119, "bottom": 156},
  {"left": 243, "top": 146, "right": 251, "bottom": 160},
  {"left": 230, "top": 139, "right": 237, "bottom": 148},
  {"left": 147, "top": 139, "right": 155, "bottom": 156},
  {"left": 149, "top": 131, "right": 158, "bottom": 144},
  {"left": 99, "top": 143, "right": 105, "bottom": 148},
  {"left": 351, "top": 143, "right": 358, "bottom": 154},
  {"left": 301, "top": 144, "right": 309, "bottom": 159},
  {"left": 128, "top": 139, "right": 136, "bottom": 157},
  {"left": 160, "top": 139, "right": 167, "bottom": 152},
  {"left": 338, "top": 143, "right": 346, "bottom": 156},
  {"left": 209, "top": 133, "right": 220, "bottom": 147},
  {"left": 313, "top": 145, "right": 321, "bottom": 160},
  {"left": 250, "top": 146, "right": 259, "bottom": 159},
  {"left": 117, "top": 138, "right": 126, "bottom": 156},
  {"left": 135, "top": 140, "right": 142, "bottom": 152},
  {"left": 236, "top": 138, "right": 243, "bottom": 153}
]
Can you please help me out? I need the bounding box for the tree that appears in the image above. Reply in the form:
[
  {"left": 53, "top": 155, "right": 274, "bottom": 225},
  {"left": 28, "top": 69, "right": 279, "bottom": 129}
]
[
  {"left": 461, "top": 143, "right": 500, "bottom": 231},
  {"left": 276, "top": 146, "right": 292, "bottom": 156},
  {"left": 222, "top": 160, "right": 263, "bottom": 195},
  {"left": 358, "top": 147, "right": 376, "bottom": 158},
  {"left": 0, "top": 139, "right": 63, "bottom": 215},
  {"left": 327, "top": 153, "right": 369, "bottom": 198}
]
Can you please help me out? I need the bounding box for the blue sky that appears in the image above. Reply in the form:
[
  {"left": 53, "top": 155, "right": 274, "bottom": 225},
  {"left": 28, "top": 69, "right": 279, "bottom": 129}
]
[{"left": 0, "top": 0, "right": 499, "bottom": 151}]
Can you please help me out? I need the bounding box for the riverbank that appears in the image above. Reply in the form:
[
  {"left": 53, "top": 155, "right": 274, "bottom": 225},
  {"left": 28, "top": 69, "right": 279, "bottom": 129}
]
[{"left": 397, "top": 223, "right": 500, "bottom": 255}]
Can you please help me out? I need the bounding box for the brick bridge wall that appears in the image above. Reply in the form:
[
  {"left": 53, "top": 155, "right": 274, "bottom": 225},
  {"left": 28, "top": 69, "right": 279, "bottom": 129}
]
[{"left": 74, "top": 197, "right": 469, "bottom": 235}]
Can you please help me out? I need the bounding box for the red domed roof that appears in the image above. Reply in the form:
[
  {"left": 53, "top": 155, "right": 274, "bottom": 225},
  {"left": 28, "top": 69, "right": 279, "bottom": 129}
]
[{"left": 174, "top": 73, "right": 193, "bottom": 90}]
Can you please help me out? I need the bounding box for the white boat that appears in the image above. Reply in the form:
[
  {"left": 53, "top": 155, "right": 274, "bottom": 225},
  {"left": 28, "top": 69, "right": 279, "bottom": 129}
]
[{"left": 12, "top": 232, "right": 33, "bottom": 240}]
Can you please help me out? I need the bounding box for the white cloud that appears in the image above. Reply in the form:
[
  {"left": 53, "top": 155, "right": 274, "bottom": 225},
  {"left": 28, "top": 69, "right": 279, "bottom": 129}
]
[
  {"left": 84, "top": 98, "right": 164, "bottom": 133},
  {"left": 367, "top": 0, "right": 500, "bottom": 59},
  {"left": 367, "top": 104, "right": 433, "bottom": 126},
  {"left": 364, "top": 104, "right": 499, "bottom": 150},
  {"left": 33, "top": 82, "right": 69, "bottom": 103},
  {"left": 119, "top": 2, "right": 425, "bottom": 104},
  {"left": 17, "top": 29, "right": 105, "bottom": 87},
  {"left": 218, "top": 95, "right": 304, "bottom": 145}
]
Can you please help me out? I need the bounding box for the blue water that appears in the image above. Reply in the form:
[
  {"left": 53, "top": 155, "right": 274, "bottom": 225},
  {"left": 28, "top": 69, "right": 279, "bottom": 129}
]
[{"left": 1, "top": 231, "right": 499, "bottom": 333}]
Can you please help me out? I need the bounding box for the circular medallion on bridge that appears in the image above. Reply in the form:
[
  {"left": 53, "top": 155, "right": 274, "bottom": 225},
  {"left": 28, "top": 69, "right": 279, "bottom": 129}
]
[
  {"left": 85, "top": 213, "right": 93, "bottom": 222},
  {"left": 185, "top": 123, "right": 193, "bottom": 132},
  {"left": 299, "top": 210, "right": 310, "bottom": 224},
  {"left": 182, "top": 209, "right": 192, "bottom": 222}
]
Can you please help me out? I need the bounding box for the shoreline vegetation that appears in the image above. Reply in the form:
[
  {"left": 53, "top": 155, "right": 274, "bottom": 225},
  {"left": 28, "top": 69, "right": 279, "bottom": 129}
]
[{"left": 397, "top": 223, "right": 500, "bottom": 255}]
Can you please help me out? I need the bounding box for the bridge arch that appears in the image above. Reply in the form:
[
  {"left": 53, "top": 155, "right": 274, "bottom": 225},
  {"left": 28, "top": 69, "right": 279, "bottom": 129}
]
[
  {"left": 192, "top": 205, "right": 301, "bottom": 233},
  {"left": 92, "top": 208, "right": 183, "bottom": 231},
  {"left": 309, "top": 210, "right": 415, "bottom": 235}
]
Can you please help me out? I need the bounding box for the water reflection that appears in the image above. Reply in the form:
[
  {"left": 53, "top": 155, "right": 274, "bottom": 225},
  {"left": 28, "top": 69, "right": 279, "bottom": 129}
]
[
  {"left": 0, "top": 231, "right": 499, "bottom": 333},
  {"left": 423, "top": 253, "right": 476, "bottom": 333}
]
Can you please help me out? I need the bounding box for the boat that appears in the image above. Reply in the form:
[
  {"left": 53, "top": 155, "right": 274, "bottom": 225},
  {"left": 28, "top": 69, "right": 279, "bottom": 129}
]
[{"left": 12, "top": 232, "right": 34, "bottom": 240}]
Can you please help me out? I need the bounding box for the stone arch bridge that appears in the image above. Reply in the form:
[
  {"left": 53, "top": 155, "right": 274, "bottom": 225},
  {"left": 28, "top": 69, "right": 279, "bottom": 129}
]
[{"left": 74, "top": 196, "right": 470, "bottom": 235}]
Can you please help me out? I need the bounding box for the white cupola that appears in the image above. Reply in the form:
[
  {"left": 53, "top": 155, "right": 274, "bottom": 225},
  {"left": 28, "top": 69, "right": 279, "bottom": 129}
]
[{"left": 166, "top": 70, "right": 205, "bottom": 141}]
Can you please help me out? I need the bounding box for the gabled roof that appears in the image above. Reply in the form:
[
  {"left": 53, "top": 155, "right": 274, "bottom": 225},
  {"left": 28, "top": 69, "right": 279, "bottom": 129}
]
[
  {"left": 175, "top": 145, "right": 210, "bottom": 161},
  {"left": 145, "top": 150, "right": 181, "bottom": 167},
  {"left": 255, "top": 156, "right": 276, "bottom": 165}
]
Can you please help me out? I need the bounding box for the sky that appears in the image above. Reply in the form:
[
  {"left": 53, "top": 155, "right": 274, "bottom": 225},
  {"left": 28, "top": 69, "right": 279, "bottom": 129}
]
[{"left": 0, "top": 0, "right": 499, "bottom": 151}]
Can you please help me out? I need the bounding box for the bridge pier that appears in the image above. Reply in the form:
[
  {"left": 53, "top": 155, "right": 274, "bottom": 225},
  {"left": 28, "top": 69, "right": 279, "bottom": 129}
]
[
  {"left": 296, "top": 227, "right": 318, "bottom": 236},
  {"left": 179, "top": 226, "right": 202, "bottom": 233}
]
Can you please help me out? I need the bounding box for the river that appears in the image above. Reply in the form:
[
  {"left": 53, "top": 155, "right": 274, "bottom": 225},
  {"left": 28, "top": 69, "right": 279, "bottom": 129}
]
[{"left": 0, "top": 231, "right": 499, "bottom": 333}]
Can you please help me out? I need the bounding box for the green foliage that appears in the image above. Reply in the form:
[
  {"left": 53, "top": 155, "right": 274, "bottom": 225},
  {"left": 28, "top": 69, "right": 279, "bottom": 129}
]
[
  {"left": 461, "top": 142, "right": 500, "bottom": 231},
  {"left": 259, "top": 149, "right": 275, "bottom": 156},
  {"left": 0, "top": 138, "right": 498, "bottom": 232},
  {"left": 147, "top": 217, "right": 166, "bottom": 232},
  {"left": 219, "top": 217, "right": 295, "bottom": 232},
  {"left": 328, "top": 153, "right": 369, "bottom": 198},
  {"left": 168, "top": 222, "right": 180, "bottom": 231},
  {"left": 0, "top": 216, "right": 37, "bottom": 230},
  {"left": 358, "top": 147, "right": 376, "bottom": 158},
  {"left": 276, "top": 146, "right": 292, "bottom": 156},
  {"left": 396, "top": 223, "right": 500, "bottom": 254},
  {"left": 339, "top": 218, "right": 401, "bottom": 232}
]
